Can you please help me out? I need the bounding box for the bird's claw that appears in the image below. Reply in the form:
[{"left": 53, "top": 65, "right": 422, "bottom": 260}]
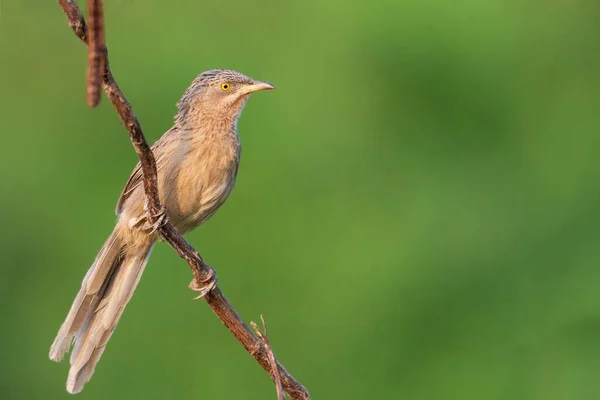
[
  {"left": 189, "top": 266, "right": 218, "bottom": 299},
  {"left": 141, "top": 202, "right": 168, "bottom": 234}
]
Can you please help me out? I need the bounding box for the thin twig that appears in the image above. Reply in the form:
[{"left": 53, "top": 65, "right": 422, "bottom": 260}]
[
  {"left": 55, "top": 1, "right": 310, "bottom": 399},
  {"left": 251, "top": 316, "right": 285, "bottom": 400},
  {"left": 86, "top": 0, "right": 104, "bottom": 107}
]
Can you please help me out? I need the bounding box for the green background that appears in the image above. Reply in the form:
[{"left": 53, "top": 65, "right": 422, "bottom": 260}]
[{"left": 1, "top": 1, "right": 600, "bottom": 399}]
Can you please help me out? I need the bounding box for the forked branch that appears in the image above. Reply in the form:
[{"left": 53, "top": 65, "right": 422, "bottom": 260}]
[{"left": 56, "top": 1, "right": 310, "bottom": 398}]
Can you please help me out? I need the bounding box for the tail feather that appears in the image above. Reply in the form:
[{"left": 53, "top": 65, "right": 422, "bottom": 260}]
[
  {"left": 67, "top": 248, "right": 151, "bottom": 393},
  {"left": 49, "top": 233, "right": 123, "bottom": 363},
  {"left": 85, "top": 233, "right": 123, "bottom": 294},
  {"left": 49, "top": 228, "right": 153, "bottom": 394}
]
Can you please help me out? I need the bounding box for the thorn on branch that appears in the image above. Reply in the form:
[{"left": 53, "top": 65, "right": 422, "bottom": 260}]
[{"left": 251, "top": 316, "right": 285, "bottom": 400}]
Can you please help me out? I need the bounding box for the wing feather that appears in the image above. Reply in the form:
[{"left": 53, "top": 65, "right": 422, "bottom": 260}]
[{"left": 115, "top": 127, "right": 179, "bottom": 215}]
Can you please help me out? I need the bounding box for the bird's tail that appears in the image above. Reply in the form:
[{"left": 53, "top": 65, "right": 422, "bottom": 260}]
[{"left": 49, "top": 227, "right": 153, "bottom": 394}]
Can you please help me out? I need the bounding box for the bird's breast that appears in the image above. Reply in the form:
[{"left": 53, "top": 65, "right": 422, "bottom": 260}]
[{"left": 161, "top": 131, "right": 240, "bottom": 233}]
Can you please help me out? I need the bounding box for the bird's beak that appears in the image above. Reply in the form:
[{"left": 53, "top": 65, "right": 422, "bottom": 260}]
[{"left": 242, "top": 80, "right": 275, "bottom": 94}]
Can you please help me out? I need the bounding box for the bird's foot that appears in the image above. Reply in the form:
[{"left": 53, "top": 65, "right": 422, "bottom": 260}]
[
  {"left": 189, "top": 265, "right": 218, "bottom": 299},
  {"left": 141, "top": 201, "right": 168, "bottom": 234}
]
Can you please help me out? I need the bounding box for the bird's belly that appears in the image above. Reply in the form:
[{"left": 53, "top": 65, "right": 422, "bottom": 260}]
[{"left": 171, "top": 180, "right": 233, "bottom": 233}]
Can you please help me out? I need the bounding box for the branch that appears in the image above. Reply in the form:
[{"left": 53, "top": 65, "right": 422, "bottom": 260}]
[
  {"left": 85, "top": 0, "right": 105, "bottom": 107},
  {"left": 56, "top": 1, "right": 310, "bottom": 399}
]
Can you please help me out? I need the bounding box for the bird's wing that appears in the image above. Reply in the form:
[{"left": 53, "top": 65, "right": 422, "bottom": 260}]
[{"left": 115, "top": 126, "right": 178, "bottom": 215}]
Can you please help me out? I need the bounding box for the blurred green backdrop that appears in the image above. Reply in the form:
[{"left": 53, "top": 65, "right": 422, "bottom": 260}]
[{"left": 1, "top": 0, "right": 600, "bottom": 399}]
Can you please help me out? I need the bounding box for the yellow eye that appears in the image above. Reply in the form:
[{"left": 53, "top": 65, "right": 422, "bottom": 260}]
[{"left": 221, "top": 83, "right": 231, "bottom": 91}]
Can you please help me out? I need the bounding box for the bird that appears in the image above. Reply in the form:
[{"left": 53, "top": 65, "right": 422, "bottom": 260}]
[{"left": 49, "top": 69, "right": 274, "bottom": 394}]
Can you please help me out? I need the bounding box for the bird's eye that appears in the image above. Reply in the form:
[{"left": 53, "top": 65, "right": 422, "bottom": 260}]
[{"left": 221, "top": 83, "right": 231, "bottom": 91}]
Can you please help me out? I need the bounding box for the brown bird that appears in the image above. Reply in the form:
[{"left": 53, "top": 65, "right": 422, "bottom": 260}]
[{"left": 49, "top": 69, "right": 274, "bottom": 393}]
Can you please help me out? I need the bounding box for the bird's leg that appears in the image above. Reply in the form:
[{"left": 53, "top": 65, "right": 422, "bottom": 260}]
[
  {"left": 189, "top": 265, "right": 218, "bottom": 299},
  {"left": 140, "top": 200, "right": 168, "bottom": 234}
]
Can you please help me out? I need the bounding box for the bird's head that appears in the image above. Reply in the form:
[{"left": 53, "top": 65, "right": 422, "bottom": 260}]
[{"left": 176, "top": 69, "right": 274, "bottom": 130}]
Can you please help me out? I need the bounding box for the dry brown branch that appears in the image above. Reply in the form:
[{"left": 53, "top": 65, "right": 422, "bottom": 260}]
[
  {"left": 86, "top": 0, "right": 104, "bottom": 107},
  {"left": 251, "top": 316, "right": 285, "bottom": 400},
  {"left": 55, "top": 1, "right": 310, "bottom": 398}
]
